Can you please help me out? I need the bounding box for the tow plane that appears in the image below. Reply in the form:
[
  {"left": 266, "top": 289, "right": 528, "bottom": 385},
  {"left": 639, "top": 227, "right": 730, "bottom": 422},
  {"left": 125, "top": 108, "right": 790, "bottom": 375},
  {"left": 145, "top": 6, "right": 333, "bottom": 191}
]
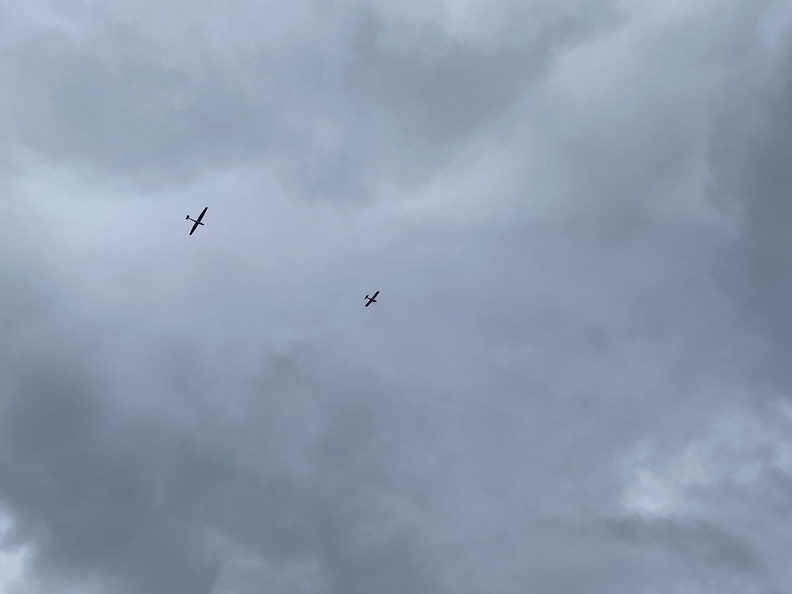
[
  {"left": 186, "top": 207, "right": 208, "bottom": 235},
  {"left": 364, "top": 291, "right": 380, "bottom": 307}
]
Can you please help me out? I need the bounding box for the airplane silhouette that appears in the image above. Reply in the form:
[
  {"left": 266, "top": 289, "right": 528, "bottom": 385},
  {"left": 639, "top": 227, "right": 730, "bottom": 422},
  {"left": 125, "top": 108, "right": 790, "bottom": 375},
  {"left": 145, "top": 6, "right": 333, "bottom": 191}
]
[
  {"left": 186, "top": 207, "right": 208, "bottom": 235},
  {"left": 364, "top": 291, "right": 379, "bottom": 307}
]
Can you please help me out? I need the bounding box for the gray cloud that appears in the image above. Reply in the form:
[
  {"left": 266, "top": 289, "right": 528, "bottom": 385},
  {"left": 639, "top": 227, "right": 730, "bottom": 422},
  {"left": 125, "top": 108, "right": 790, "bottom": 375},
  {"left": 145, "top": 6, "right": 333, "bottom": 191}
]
[
  {"left": 708, "top": 36, "right": 792, "bottom": 390},
  {"left": 1, "top": 0, "right": 791, "bottom": 593},
  {"left": 0, "top": 0, "right": 622, "bottom": 199},
  {"left": 0, "top": 325, "right": 441, "bottom": 593}
]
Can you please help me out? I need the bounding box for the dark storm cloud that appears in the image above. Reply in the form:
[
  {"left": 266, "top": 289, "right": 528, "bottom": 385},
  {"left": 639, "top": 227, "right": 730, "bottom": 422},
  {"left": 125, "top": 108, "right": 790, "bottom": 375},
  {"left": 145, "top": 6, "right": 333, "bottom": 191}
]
[
  {"left": 0, "top": 272, "right": 221, "bottom": 593},
  {"left": 708, "top": 37, "right": 792, "bottom": 390},
  {"left": 0, "top": 188, "right": 456, "bottom": 593},
  {"left": 0, "top": 324, "right": 440, "bottom": 593},
  {"left": 607, "top": 515, "right": 762, "bottom": 572}
]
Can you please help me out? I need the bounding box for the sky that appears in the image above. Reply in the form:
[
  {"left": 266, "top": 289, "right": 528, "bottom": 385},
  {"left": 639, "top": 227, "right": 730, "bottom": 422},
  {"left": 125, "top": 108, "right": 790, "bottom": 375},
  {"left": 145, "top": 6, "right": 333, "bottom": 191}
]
[{"left": 0, "top": 0, "right": 790, "bottom": 592}]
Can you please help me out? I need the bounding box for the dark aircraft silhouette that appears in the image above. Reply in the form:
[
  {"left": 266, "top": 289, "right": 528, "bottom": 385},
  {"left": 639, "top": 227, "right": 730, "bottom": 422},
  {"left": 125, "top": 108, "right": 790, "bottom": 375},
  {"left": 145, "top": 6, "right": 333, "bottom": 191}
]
[
  {"left": 186, "top": 207, "right": 208, "bottom": 235},
  {"left": 364, "top": 291, "right": 379, "bottom": 307}
]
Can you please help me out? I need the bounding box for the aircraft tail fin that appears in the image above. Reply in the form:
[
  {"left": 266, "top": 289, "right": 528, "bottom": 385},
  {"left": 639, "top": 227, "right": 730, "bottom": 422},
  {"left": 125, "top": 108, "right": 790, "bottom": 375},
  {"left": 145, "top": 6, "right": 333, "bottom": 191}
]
[{"left": 186, "top": 215, "right": 190, "bottom": 220}]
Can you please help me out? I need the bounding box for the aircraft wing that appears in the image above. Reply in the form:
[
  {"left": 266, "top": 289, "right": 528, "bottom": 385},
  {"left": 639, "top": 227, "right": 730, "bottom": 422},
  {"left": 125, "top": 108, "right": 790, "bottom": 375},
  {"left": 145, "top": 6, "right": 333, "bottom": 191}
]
[
  {"left": 372, "top": 291, "right": 379, "bottom": 299},
  {"left": 196, "top": 206, "right": 208, "bottom": 223},
  {"left": 189, "top": 220, "right": 201, "bottom": 235}
]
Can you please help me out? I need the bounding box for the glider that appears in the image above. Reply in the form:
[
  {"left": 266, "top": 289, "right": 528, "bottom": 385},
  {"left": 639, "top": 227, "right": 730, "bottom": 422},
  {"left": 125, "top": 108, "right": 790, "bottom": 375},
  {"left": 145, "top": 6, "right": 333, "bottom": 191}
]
[
  {"left": 364, "top": 291, "right": 380, "bottom": 307},
  {"left": 186, "top": 207, "right": 208, "bottom": 235}
]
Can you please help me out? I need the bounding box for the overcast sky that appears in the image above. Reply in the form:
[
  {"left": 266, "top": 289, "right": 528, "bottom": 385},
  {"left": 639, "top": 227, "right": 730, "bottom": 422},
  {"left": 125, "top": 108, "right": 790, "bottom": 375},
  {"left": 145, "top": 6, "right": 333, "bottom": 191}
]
[{"left": 0, "top": 0, "right": 791, "bottom": 593}]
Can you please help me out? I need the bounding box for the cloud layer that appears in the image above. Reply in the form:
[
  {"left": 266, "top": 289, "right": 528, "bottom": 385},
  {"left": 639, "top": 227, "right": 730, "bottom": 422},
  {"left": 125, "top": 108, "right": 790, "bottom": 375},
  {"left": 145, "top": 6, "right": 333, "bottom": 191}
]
[{"left": 1, "top": 0, "right": 791, "bottom": 593}]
